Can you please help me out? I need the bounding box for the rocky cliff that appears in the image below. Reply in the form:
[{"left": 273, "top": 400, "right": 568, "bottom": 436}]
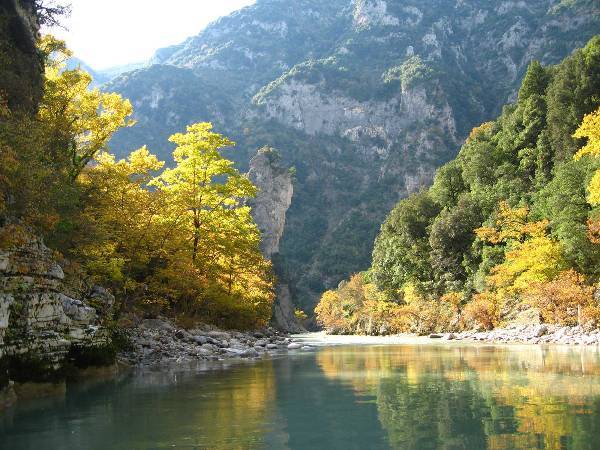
[
  {"left": 248, "top": 147, "right": 304, "bottom": 331},
  {"left": 248, "top": 147, "right": 294, "bottom": 258},
  {"left": 0, "top": 226, "right": 114, "bottom": 408},
  {"left": 106, "top": 0, "right": 600, "bottom": 314},
  {"left": 0, "top": 0, "right": 42, "bottom": 113}
]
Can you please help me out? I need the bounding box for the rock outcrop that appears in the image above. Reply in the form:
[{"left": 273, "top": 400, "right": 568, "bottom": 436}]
[
  {"left": 0, "top": 226, "right": 113, "bottom": 408},
  {"left": 0, "top": 0, "right": 43, "bottom": 113},
  {"left": 248, "top": 147, "right": 304, "bottom": 332},
  {"left": 248, "top": 147, "right": 294, "bottom": 258}
]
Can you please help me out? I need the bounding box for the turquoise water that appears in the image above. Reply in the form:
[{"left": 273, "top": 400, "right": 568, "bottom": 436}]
[{"left": 2, "top": 343, "right": 600, "bottom": 449}]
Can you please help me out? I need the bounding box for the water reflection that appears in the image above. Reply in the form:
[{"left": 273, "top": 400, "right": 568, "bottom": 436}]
[
  {"left": 2, "top": 345, "right": 600, "bottom": 449},
  {"left": 317, "top": 345, "right": 600, "bottom": 450}
]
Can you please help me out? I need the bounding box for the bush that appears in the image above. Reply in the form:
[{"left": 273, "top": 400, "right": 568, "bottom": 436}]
[
  {"left": 524, "top": 269, "right": 596, "bottom": 326},
  {"left": 461, "top": 292, "right": 502, "bottom": 331}
]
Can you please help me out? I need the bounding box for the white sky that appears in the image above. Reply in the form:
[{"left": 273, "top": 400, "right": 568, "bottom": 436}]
[{"left": 48, "top": 0, "right": 256, "bottom": 70}]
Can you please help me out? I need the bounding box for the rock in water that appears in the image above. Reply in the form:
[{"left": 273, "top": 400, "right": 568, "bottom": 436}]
[{"left": 287, "top": 343, "right": 302, "bottom": 350}]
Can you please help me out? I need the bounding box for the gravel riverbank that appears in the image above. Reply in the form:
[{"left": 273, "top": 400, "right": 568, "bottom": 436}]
[
  {"left": 291, "top": 324, "right": 600, "bottom": 347},
  {"left": 118, "top": 321, "right": 600, "bottom": 368},
  {"left": 118, "top": 318, "right": 315, "bottom": 367}
]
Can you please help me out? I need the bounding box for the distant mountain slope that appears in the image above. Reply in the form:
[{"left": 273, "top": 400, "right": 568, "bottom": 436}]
[{"left": 106, "top": 0, "right": 600, "bottom": 313}]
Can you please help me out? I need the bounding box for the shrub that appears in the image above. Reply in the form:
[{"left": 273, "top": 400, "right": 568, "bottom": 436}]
[
  {"left": 461, "top": 292, "right": 502, "bottom": 331},
  {"left": 524, "top": 269, "right": 596, "bottom": 326}
]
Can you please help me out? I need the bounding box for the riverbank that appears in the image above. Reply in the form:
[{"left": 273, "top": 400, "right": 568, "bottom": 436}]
[
  {"left": 294, "top": 324, "right": 600, "bottom": 347},
  {"left": 120, "top": 322, "right": 600, "bottom": 368},
  {"left": 118, "top": 318, "right": 300, "bottom": 367}
]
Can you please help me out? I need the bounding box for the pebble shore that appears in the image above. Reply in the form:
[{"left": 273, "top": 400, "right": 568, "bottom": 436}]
[
  {"left": 118, "top": 318, "right": 313, "bottom": 367},
  {"left": 432, "top": 324, "right": 600, "bottom": 345}
]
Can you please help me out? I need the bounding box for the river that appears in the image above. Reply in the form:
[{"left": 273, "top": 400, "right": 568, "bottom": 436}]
[{"left": 2, "top": 340, "right": 600, "bottom": 449}]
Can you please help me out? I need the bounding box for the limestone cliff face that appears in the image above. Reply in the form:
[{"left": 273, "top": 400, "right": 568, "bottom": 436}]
[
  {"left": 248, "top": 148, "right": 303, "bottom": 332},
  {"left": 248, "top": 148, "right": 294, "bottom": 258},
  {"left": 0, "top": 227, "right": 113, "bottom": 408}
]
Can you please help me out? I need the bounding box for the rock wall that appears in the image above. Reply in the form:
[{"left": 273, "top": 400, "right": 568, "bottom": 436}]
[
  {"left": 248, "top": 148, "right": 303, "bottom": 332},
  {"left": 0, "top": 226, "right": 113, "bottom": 408},
  {"left": 248, "top": 148, "right": 294, "bottom": 257},
  {"left": 0, "top": 0, "right": 43, "bottom": 113}
]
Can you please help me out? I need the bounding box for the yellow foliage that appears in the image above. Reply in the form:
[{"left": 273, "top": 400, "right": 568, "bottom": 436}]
[
  {"left": 525, "top": 269, "right": 596, "bottom": 327},
  {"left": 573, "top": 107, "right": 600, "bottom": 206},
  {"left": 38, "top": 35, "right": 135, "bottom": 180},
  {"left": 477, "top": 201, "right": 566, "bottom": 299},
  {"left": 315, "top": 274, "right": 460, "bottom": 335},
  {"left": 573, "top": 107, "right": 600, "bottom": 160},
  {"left": 475, "top": 201, "right": 535, "bottom": 244},
  {"left": 587, "top": 166, "right": 600, "bottom": 206},
  {"left": 488, "top": 234, "right": 566, "bottom": 295},
  {"left": 465, "top": 121, "right": 494, "bottom": 144},
  {"left": 461, "top": 292, "right": 502, "bottom": 331}
]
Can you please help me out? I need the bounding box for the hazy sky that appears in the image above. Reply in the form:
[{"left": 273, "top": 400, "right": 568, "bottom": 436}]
[{"left": 49, "top": 0, "right": 256, "bottom": 69}]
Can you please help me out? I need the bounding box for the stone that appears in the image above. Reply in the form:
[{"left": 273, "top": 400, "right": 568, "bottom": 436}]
[
  {"left": 240, "top": 348, "right": 259, "bottom": 358},
  {"left": 266, "top": 343, "right": 278, "bottom": 350},
  {"left": 429, "top": 334, "right": 443, "bottom": 339},
  {"left": 192, "top": 336, "right": 208, "bottom": 345},
  {"left": 534, "top": 324, "right": 548, "bottom": 337},
  {"left": 287, "top": 343, "right": 302, "bottom": 349}
]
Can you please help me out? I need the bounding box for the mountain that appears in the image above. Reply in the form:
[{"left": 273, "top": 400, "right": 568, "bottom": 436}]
[
  {"left": 66, "top": 58, "right": 147, "bottom": 87},
  {"left": 105, "top": 0, "right": 600, "bottom": 314}
]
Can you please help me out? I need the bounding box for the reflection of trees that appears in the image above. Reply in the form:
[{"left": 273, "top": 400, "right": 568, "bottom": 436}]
[
  {"left": 316, "top": 345, "right": 600, "bottom": 450},
  {"left": 0, "top": 362, "right": 280, "bottom": 449}
]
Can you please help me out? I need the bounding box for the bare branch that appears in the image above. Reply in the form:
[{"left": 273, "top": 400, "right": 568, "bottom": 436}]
[{"left": 34, "top": 0, "right": 71, "bottom": 28}]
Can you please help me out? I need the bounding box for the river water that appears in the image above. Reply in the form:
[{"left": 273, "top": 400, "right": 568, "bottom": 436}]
[{"left": 2, "top": 341, "right": 600, "bottom": 449}]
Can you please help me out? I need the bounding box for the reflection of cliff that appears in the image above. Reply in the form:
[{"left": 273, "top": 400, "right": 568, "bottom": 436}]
[{"left": 316, "top": 345, "right": 600, "bottom": 450}]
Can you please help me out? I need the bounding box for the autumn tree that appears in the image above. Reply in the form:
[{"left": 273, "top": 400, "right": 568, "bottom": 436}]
[
  {"left": 74, "top": 147, "right": 166, "bottom": 287},
  {"left": 574, "top": 107, "right": 600, "bottom": 204},
  {"left": 477, "top": 203, "right": 566, "bottom": 299},
  {"left": 38, "top": 36, "right": 134, "bottom": 181},
  {"left": 152, "top": 123, "right": 256, "bottom": 263},
  {"left": 525, "top": 270, "right": 597, "bottom": 327},
  {"left": 150, "top": 123, "right": 273, "bottom": 327}
]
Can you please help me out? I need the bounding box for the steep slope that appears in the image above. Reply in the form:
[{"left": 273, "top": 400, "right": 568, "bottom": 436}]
[{"left": 106, "top": 0, "right": 600, "bottom": 313}]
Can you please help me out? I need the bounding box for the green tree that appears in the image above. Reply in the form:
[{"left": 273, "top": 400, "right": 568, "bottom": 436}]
[{"left": 372, "top": 192, "right": 440, "bottom": 295}]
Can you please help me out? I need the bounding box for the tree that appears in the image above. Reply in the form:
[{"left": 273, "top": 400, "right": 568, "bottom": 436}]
[
  {"left": 371, "top": 192, "right": 440, "bottom": 295},
  {"left": 38, "top": 36, "right": 134, "bottom": 181},
  {"left": 525, "top": 269, "right": 596, "bottom": 327},
  {"left": 476, "top": 202, "right": 567, "bottom": 295},
  {"left": 151, "top": 122, "right": 257, "bottom": 264},
  {"left": 518, "top": 61, "right": 549, "bottom": 102},
  {"left": 573, "top": 107, "right": 600, "bottom": 204},
  {"left": 150, "top": 123, "right": 274, "bottom": 327},
  {"left": 74, "top": 147, "right": 166, "bottom": 286}
]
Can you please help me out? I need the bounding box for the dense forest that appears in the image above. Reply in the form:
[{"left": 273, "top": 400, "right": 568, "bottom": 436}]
[
  {"left": 0, "top": 35, "right": 273, "bottom": 330},
  {"left": 316, "top": 36, "right": 600, "bottom": 335}
]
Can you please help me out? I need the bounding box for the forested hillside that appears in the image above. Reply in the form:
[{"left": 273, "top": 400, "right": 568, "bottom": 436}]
[
  {"left": 106, "top": 0, "right": 600, "bottom": 313},
  {"left": 316, "top": 36, "right": 600, "bottom": 334}
]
